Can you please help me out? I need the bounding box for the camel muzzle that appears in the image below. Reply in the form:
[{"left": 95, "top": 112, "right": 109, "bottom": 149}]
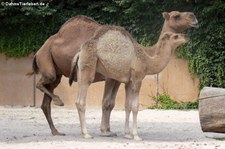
[
  {"left": 191, "top": 22, "right": 199, "bottom": 28},
  {"left": 190, "top": 18, "right": 199, "bottom": 28}
]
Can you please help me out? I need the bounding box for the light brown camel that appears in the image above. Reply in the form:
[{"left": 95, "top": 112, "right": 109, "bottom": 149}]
[
  {"left": 70, "top": 27, "right": 188, "bottom": 140},
  {"left": 29, "top": 11, "right": 198, "bottom": 136},
  {"left": 70, "top": 11, "right": 199, "bottom": 137}
]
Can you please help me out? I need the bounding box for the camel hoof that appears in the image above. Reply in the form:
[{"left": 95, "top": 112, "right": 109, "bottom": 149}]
[
  {"left": 52, "top": 96, "right": 64, "bottom": 106},
  {"left": 52, "top": 130, "right": 66, "bottom": 136},
  {"left": 134, "top": 135, "right": 142, "bottom": 141},
  {"left": 83, "top": 133, "right": 93, "bottom": 139},
  {"left": 100, "top": 131, "right": 117, "bottom": 137},
  {"left": 124, "top": 133, "right": 133, "bottom": 139}
]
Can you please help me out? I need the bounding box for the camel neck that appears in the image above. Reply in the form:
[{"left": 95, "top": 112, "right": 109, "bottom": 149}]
[
  {"left": 142, "top": 21, "right": 178, "bottom": 56},
  {"left": 161, "top": 21, "right": 179, "bottom": 34},
  {"left": 140, "top": 41, "right": 173, "bottom": 75},
  {"left": 134, "top": 21, "right": 179, "bottom": 74}
]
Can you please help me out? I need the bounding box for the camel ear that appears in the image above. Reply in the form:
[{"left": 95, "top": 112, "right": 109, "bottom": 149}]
[{"left": 162, "top": 12, "right": 170, "bottom": 20}]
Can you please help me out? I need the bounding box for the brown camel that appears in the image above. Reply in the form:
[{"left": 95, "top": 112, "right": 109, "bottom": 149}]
[
  {"left": 30, "top": 16, "right": 101, "bottom": 136},
  {"left": 70, "top": 27, "right": 188, "bottom": 140},
  {"left": 29, "top": 11, "right": 198, "bottom": 136}
]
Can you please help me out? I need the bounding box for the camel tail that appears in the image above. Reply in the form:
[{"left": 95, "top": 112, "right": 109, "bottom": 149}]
[
  {"left": 26, "top": 56, "right": 39, "bottom": 76},
  {"left": 69, "top": 53, "right": 79, "bottom": 86}
]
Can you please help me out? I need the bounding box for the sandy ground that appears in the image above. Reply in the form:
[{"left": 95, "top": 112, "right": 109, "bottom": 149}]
[{"left": 0, "top": 106, "right": 225, "bottom": 149}]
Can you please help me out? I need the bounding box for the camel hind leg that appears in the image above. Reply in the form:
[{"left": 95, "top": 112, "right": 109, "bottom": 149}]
[
  {"left": 124, "top": 79, "right": 142, "bottom": 141},
  {"left": 76, "top": 40, "right": 98, "bottom": 138},
  {"left": 34, "top": 37, "right": 64, "bottom": 106},
  {"left": 41, "top": 74, "right": 65, "bottom": 136},
  {"left": 35, "top": 52, "right": 64, "bottom": 106},
  {"left": 100, "top": 78, "right": 120, "bottom": 137},
  {"left": 36, "top": 76, "right": 64, "bottom": 106}
]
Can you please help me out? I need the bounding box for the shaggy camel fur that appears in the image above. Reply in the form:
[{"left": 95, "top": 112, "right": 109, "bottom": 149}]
[
  {"left": 70, "top": 26, "right": 188, "bottom": 140},
  {"left": 30, "top": 11, "right": 198, "bottom": 136}
]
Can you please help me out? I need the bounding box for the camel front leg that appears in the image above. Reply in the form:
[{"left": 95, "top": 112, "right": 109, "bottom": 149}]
[
  {"left": 76, "top": 82, "right": 92, "bottom": 139},
  {"left": 76, "top": 67, "right": 96, "bottom": 138},
  {"left": 131, "top": 94, "right": 142, "bottom": 141},
  {"left": 75, "top": 40, "right": 98, "bottom": 138},
  {"left": 101, "top": 78, "right": 120, "bottom": 137},
  {"left": 124, "top": 82, "right": 133, "bottom": 139},
  {"left": 124, "top": 80, "right": 142, "bottom": 141},
  {"left": 124, "top": 99, "right": 132, "bottom": 139}
]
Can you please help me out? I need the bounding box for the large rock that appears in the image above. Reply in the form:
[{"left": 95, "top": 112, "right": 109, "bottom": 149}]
[{"left": 199, "top": 87, "right": 225, "bottom": 133}]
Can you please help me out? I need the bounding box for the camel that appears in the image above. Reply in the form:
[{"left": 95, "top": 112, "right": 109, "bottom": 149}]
[
  {"left": 70, "top": 11, "right": 199, "bottom": 137},
  {"left": 29, "top": 11, "right": 198, "bottom": 136},
  {"left": 70, "top": 27, "right": 188, "bottom": 140}
]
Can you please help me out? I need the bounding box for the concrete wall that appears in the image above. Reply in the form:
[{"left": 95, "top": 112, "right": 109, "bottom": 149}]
[{"left": 0, "top": 53, "right": 199, "bottom": 109}]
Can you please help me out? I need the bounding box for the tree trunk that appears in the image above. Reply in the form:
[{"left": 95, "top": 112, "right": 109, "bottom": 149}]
[{"left": 199, "top": 87, "right": 225, "bottom": 133}]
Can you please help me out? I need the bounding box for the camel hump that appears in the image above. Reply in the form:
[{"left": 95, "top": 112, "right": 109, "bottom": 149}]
[
  {"left": 92, "top": 25, "right": 132, "bottom": 40},
  {"left": 95, "top": 29, "right": 134, "bottom": 80},
  {"left": 73, "top": 15, "right": 98, "bottom": 24},
  {"left": 59, "top": 15, "right": 99, "bottom": 30}
]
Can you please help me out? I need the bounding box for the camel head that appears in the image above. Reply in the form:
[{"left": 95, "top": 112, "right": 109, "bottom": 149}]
[
  {"left": 160, "top": 32, "right": 188, "bottom": 50},
  {"left": 162, "top": 11, "right": 199, "bottom": 33}
]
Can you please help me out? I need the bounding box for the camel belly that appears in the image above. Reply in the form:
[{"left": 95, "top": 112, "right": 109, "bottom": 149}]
[
  {"left": 96, "top": 61, "right": 130, "bottom": 83},
  {"left": 96, "top": 30, "right": 134, "bottom": 82}
]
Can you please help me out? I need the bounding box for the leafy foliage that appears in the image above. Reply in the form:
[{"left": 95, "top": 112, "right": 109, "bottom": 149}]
[
  {"left": 0, "top": 0, "right": 225, "bottom": 88},
  {"left": 0, "top": 0, "right": 58, "bottom": 57},
  {"left": 150, "top": 94, "right": 198, "bottom": 110},
  {"left": 178, "top": 0, "right": 225, "bottom": 88}
]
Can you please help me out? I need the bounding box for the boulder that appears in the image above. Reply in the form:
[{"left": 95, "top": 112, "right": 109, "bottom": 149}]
[{"left": 199, "top": 87, "right": 225, "bottom": 133}]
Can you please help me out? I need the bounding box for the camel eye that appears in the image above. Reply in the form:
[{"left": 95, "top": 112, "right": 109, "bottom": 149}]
[
  {"left": 173, "top": 35, "right": 178, "bottom": 39},
  {"left": 173, "top": 14, "right": 181, "bottom": 20},
  {"left": 189, "top": 14, "right": 195, "bottom": 19}
]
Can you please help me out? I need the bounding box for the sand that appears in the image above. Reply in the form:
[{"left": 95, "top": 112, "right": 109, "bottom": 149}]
[{"left": 0, "top": 106, "right": 225, "bottom": 149}]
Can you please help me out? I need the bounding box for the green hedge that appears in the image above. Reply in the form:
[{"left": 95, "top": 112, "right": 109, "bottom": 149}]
[
  {"left": 150, "top": 94, "right": 198, "bottom": 110},
  {"left": 0, "top": 0, "right": 225, "bottom": 88}
]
